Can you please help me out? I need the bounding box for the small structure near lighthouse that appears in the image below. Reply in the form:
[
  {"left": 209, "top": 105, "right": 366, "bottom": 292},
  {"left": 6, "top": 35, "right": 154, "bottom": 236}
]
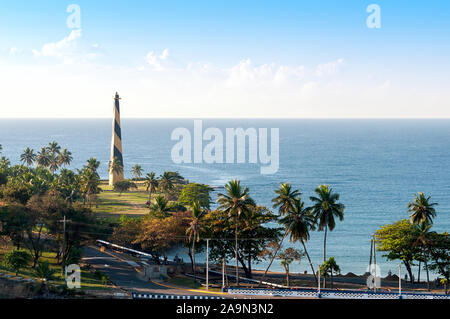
[{"left": 109, "top": 92, "right": 124, "bottom": 186}]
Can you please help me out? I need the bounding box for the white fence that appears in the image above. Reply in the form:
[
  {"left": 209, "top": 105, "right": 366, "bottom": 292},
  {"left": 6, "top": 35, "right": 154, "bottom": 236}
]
[{"left": 227, "top": 287, "right": 450, "bottom": 300}]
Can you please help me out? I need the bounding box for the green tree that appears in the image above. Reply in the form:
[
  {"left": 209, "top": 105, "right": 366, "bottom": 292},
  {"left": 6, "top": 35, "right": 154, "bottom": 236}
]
[
  {"left": 427, "top": 232, "right": 450, "bottom": 293},
  {"left": 109, "top": 156, "right": 124, "bottom": 176},
  {"left": 407, "top": 192, "right": 437, "bottom": 226},
  {"left": 159, "top": 171, "right": 175, "bottom": 199},
  {"left": 144, "top": 172, "right": 158, "bottom": 203},
  {"left": 375, "top": 219, "right": 421, "bottom": 283},
  {"left": 309, "top": 184, "right": 345, "bottom": 263},
  {"left": 2, "top": 250, "right": 31, "bottom": 275},
  {"left": 186, "top": 201, "right": 206, "bottom": 279},
  {"left": 34, "top": 261, "right": 56, "bottom": 282},
  {"left": 178, "top": 183, "right": 213, "bottom": 209},
  {"left": 79, "top": 169, "right": 101, "bottom": 207},
  {"left": 320, "top": 257, "right": 340, "bottom": 288},
  {"left": 279, "top": 198, "right": 317, "bottom": 283},
  {"left": 414, "top": 223, "right": 433, "bottom": 289},
  {"left": 20, "top": 147, "right": 36, "bottom": 167},
  {"left": 58, "top": 149, "right": 73, "bottom": 167},
  {"left": 113, "top": 180, "right": 137, "bottom": 196},
  {"left": 217, "top": 179, "right": 256, "bottom": 285},
  {"left": 131, "top": 164, "right": 143, "bottom": 180},
  {"left": 86, "top": 157, "right": 101, "bottom": 174},
  {"left": 149, "top": 195, "right": 172, "bottom": 218},
  {"left": 278, "top": 247, "right": 303, "bottom": 287},
  {"left": 36, "top": 147, "right": 50, "bottom": 168},
  {"left": 261, "top": 183, "right": 301, "bottom": 283},
  {"left": 47, "top": 141, "right": 61, "bottom": 155}
]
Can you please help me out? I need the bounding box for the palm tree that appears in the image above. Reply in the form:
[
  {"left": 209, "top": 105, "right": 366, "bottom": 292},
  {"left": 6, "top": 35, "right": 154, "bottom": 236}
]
[
  {"left": 47, "top": 141, "right": 61, "bottom": 155},
  {"left": 261, "top": 183, "right": 300, "bottom": 283},
  {"left": 149, "top": 195, "right": 172, "bottom": 217},
  {"left": 280, "top": 198, "right": 317, "bottom": 283},
  {"left": 144, "top": 172, "right": 158, "bottom": 203},
  {"left": 58, "top": 149, "right": 72, "bottom": 167},
  {"left": 86, "top": 157, "right": 101, "bottom": 173},
  {"left": 309, "top": 184, "right": 345, "bottom": 287},
  {"left": 109, "top": 156, "right": 124, "bottom": 176},
  {"left": 131, "top": 164, "right": 143, "bottom": 180},
  {"left": 217, "top": 179, "right": 255, "bottom": 286},
  {"left": 320, "top": 257, "right": 340, "bottom": 288},
  {"left": 414, "top": 223, "right": 433, "bottom": 290},
  {"left": 407, "top": 192, "right": 437, "bottom": 225},
  {"left": 159, "top": 171, "right": 175, "bottom": 199},
  {"left": 80, "top": 169, "right": 101, "bottom": 207},
  {"left": 20, "top": 147, "right": 36, "bottom": 167},
  {"left": 36, "top": 147, "right": 51, "bottom": 168},
  {"left": 186, "top": 201, "right": 206, "bottom": 280},
  {"left": 48, "top": 153, "right": 60, "bottom": 173}
]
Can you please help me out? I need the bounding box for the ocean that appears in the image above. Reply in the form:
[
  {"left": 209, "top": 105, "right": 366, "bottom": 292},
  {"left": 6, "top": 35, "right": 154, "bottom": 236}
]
[{"left": 1, "top": 118, "right": 449, "bottom": 278}]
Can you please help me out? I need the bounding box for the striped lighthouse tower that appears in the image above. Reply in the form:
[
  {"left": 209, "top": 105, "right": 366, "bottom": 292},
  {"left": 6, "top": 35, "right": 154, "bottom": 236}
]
[{"left": 109, "top": 92, "right": 124, "bottom": 186}]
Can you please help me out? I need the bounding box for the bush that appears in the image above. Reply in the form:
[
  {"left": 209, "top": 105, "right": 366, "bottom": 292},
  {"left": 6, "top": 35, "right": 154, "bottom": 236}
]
[
  {"left": 2, "top": 250, "right": 31, "bottom": 275},
  {"left": 34, "top": 261, "right": 56, "bottom": 282},
  {"left": 66, "top": 247, "right": 83, "bottom": 265}
]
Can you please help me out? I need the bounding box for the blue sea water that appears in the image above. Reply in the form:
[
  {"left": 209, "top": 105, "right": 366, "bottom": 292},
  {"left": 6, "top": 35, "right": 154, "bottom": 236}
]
[{"left": 0, "top": 119, "right": 449, "bottom": 278}]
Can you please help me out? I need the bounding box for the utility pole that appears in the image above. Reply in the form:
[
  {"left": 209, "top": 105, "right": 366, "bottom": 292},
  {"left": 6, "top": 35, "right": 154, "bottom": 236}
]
[
  {"left": 373, "top": 234, "right": 377, "bottom": 293},
  {"left": 206, "top": 239, "right": 209, "bottom": 290},
  {"left": 58, "top": 215, "right": 70, "bottom": 275},
  {"left": 317, "top": 264, "right": 321, "bottom": 297},
  {"left": 222, "top": 258, "right": 225, "bottom": 290},
  {"left": 398, "top": 264, "right": 402, "bottom": 299}
]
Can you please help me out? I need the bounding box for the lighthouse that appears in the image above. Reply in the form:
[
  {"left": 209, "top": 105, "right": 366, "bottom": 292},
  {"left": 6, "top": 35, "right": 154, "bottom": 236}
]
[{"left": 109, "top": 92, "right": 124, "bottom": 185}]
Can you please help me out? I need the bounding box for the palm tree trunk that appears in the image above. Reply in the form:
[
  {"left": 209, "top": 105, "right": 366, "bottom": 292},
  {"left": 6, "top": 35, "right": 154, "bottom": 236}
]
[
  {"left": 301, "top": 239, "right": 317, "bottom": 284},
  {"left": 286, "top": 266, "right": 290, "bottom": 287},
  {"left": 259, "top": 231, "right": 289, "bottom": 286},
  {"left": 425, "top": 259, "right": 430, "bottom": 291},
  {"left": 235, "top": 214, "right": 239, "bottom": 286},
  {"left": 323, "top": 226, "right": 327, "bottom": 288},
  {"left": 418, "top": 260, "right": 421, "bottom": 283},
  {"left": 192, "top": 240, "right": 196, "bottom": 281}
]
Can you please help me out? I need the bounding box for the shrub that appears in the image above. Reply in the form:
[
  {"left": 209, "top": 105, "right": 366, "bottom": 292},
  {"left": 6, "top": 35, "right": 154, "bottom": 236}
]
[{"left": 2, "top": 250, "right": 31, "bottom": 275}]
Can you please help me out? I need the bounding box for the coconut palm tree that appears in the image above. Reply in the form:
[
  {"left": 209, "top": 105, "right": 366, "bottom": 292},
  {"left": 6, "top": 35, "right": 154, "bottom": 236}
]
[
  {"left": 280, "top": 198, "right": 317, "bottom": 283},
  {"left": 186, "top": 201, "right": 206, "bottom": 280},
  {"left": 159, "top": 171, "right": 175, "bottom": 199},
  {"left": 407, "top": 192, "right": 437, "bottom": 226},
  {"left": 109, "top": 156, "right": 124, "bottom": 176},
  {"left": 260, "top": 183, "right": 301, "bottom": 283},
  {"left": 48, "top": 153, "right": 60, "bottom": 173},
  {"left": 309, "top": 184, "right": 345, "bottom": 285},
  {"left": 80, "top": 169, "right": 101, "bottom": 207},
  {"left": 149, "top": 195, "right": 172, "bottom": 217},
  {"left": 414, "top": 223, "right": 433, "bottom": 290},
  {"left": 86, "top": 157, "right": 101, "bottom": 173},
  {"left": 144, "top": 172, "right": 158, "bottom": 203},
  {"left": 36, "top": 147, "right": 51, "bottom": 168},
  {"left": 20, "top": 147, "right": 36, "bottom": 167},
  {"left": 320, "top": 257, "right": 340, "bottom": 288},
  {"left": 131, "top": 164, "right": 143, "bottom": 180},
  {"left": 58, "top": 149, "right": 72, "bottom": 167},
  {"left": 47, "top": 141, "right": 61, "bottom": 155},
  {"left": 217, "top": 179, "right": 255, "bottom": 286}
]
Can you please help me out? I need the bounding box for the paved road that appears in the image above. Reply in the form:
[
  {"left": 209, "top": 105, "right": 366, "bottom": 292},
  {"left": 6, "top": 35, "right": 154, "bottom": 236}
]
[{"left": 83, "top": 246, "right": 226, "bottom": 297}]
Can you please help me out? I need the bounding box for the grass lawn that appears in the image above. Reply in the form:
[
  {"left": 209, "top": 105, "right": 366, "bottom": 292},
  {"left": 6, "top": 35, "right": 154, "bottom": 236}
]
[
  {"left": 93, "top": 181, "right": 150, "bottom": 217},
  {"left": 0, "top": 249, "right": 113, "bottom": 291}
]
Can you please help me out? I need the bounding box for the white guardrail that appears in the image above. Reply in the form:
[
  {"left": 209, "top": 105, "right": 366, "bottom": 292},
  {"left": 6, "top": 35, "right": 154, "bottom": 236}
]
[{"left": 227, "top": 287, "right": 450, "bottom": 300}]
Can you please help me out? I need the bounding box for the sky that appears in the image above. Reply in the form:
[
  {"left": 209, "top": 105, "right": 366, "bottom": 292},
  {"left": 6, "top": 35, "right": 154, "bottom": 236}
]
[{"left": 0, "top": 0, "right": 449, "bottom": 118}]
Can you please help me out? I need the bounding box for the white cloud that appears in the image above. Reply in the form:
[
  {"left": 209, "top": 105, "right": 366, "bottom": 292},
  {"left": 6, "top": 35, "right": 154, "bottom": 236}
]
[
  {"left": 9, "top": 47, "right": 23, "bottom": 56},
  {"left": 145, "top": 48, "right": 169, "bottom": 71},
  {"left": 31, "top": 29, "right": 101, "bottom": 64},
  {"left": 2, "top": 47, "right": 445, "bottom": 118}
]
